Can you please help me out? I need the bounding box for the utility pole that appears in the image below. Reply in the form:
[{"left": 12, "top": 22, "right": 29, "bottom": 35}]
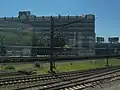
[
  {"left": 106, "top": 48, "right": 109, "bottom": 66},
  {"left": 50, "top": 16, "right": 54, "bottom": 73},
  {"left": 106, "top": 43, "right": 110, "bottom": 66},
  {"left": 48, "top": 17, "right": 84, "bottom": 72},
  {"left": 31, "top": 28, "right": 36, "bottom": 57}
]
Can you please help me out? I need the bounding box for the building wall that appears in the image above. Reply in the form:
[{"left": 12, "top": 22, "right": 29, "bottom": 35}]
[
  {"left": 32, "top": 14, "right": 95, "bottom": 56},
  {"left": 34, "top": 15, "right": 95, "bottom": 56},
  {"left": 0, "top": 12, "right": 95, "bottom": 56}
]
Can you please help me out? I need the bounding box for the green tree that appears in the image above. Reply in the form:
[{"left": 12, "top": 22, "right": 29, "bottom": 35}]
[
  {"left": 31, "top": 33, "right": 66, "bottom": 56},
  {"left": 53, "top": 34, "right": 66, "bottom": 47},
  {"left": 31, "top": 34, "right": 46, "bottom": 56}
]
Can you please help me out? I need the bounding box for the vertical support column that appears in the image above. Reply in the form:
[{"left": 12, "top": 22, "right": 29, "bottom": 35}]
[
  {"left": 20, "top": 48, "right": 23, "bottom": 61},
  {"left": 106, "top": 48, "right": 109, "bottom": 66},
  {"left": 32, "top": 28, "right": 36, "bottom": 57},
  {"left": 50, "top": 16, "right": 54, "bottom": 72},
  {"left": 106, "top": 43, "right": 110, "bottom": 66},
  {"left": 75, "top": 31, "right": 78, "bottom": 56},
  {"left": 20, "top": 48, "right": 23, "bottom": 57},
  {"left": 91, "top": 33, "right": 95, "bottom": 55}
]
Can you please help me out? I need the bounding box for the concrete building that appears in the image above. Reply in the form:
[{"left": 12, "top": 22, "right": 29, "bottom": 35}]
[{"left": 0, "top": 11, "right": 95, "bottom": 56}]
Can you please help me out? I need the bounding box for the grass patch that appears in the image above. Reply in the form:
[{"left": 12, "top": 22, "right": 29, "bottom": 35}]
[{"left": 0, "top": 58, "right": 120, "bottom": 74}]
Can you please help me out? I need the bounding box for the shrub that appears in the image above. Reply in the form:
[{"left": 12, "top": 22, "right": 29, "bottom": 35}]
[
  {"left": 34, "top": 62, "right": 40, "bottom": 68},
  {"left": 70, "top": 63, "right": 72, "bottom": 66}
]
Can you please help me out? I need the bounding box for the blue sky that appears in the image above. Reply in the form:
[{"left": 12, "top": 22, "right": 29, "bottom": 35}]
[{"left": 0, "top": 0, "right": 120, "bottom": 38}]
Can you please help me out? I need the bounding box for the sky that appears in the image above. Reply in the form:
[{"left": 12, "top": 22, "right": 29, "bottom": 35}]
[{"left": 0, "top": 0, "right": 120, "bottom": 38}]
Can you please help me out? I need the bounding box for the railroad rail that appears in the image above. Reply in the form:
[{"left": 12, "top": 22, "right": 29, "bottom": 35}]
[
  {"left": 12, "top": 66, "right": 120, "bottom": 90},
  {"left": 0, "top": 66, "right": 120, "bottom": 90}
]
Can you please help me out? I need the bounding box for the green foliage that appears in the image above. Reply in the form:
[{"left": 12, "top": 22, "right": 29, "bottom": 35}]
[
  {"left": 0, "top": 32, "right": 18, "bottom": 43},
  {"left": 4, "top": 65, "right": 15, "bottom": 70},
  {"left": 0, "top": 31, "right": 32, "bottom": 45},
  {"left": 34, "top": 62, "right": 40, "bottom": 68},
  {"left": 0, "top": 47, "right": 7, "bottom": 56},
  {"left": 37, "top": 40, "right": 45, "bottom": 46},
  {"left": 53, "top": 35, "right": 66, "bottom": 47}
]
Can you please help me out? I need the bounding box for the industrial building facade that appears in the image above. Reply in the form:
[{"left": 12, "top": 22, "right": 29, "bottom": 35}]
[{"left": 0, "top": 11, "right": 95, "bottom": 56}]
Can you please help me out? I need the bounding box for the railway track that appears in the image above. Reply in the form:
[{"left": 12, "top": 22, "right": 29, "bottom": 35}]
[
  {"left": 0, "top": 66, "right": 120, "bottom": 90},
  {"left": 13, "top": 67, "right": 120, "bottom": 90}
]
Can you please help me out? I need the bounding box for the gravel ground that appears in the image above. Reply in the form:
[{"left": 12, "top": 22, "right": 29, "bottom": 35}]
[
  {"left": 1, "top": 80, "right": 120, "bottom": 90},
  {"left": 85, "top": 80, "right": 120, "bottom": 90}
]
